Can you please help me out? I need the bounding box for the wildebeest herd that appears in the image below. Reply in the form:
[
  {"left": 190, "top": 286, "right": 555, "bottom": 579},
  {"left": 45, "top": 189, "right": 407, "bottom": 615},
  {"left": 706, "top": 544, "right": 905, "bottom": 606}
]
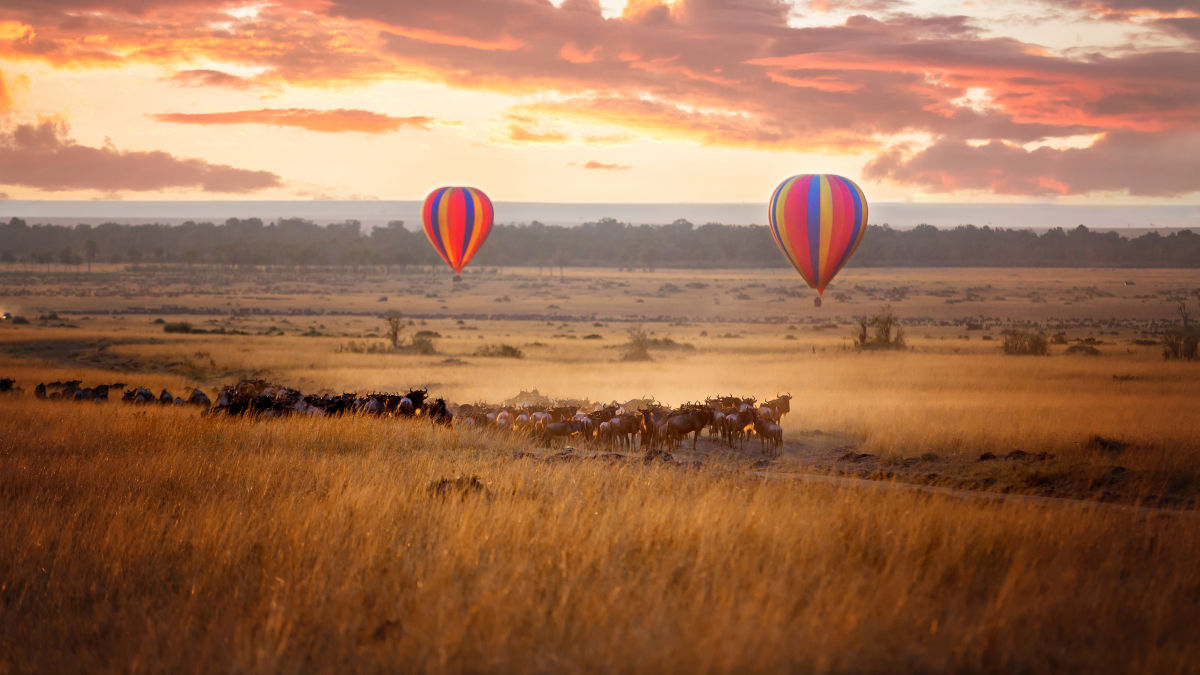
[
  {"left": 456, "top": 394, "right": 789, "bottom": 456},
  {"left": 7, "top": 376, "right": 790, "bottom": 457}
]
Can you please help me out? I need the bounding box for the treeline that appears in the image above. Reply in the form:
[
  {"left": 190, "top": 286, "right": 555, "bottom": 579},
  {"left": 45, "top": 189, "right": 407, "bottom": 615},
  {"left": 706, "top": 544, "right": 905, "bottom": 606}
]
[{"left": 1, "top": 216, "right": 1197, "bottom": 269}]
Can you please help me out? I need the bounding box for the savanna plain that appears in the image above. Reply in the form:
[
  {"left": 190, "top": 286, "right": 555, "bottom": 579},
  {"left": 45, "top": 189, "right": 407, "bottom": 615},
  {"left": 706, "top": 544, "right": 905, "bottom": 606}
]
[{"left": 2, "top": 263, "right": 1199, "bottom": 673}]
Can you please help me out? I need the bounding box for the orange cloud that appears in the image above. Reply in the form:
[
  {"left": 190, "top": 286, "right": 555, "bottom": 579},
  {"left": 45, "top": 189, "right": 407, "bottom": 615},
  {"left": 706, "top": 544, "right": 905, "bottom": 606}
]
[
  {"left": 513, "top": 97, "right": 881, "bottom": 153},
  {"left": 582, "top": 160, "right": 631, "bottom": 170},
  {"left": 0, "top": 118, "right": 281, "bottom": 193},
  {"left": 167, "top": 69, "right": 254, "bottom": 90},
  {"left": 0, "top": 71, "right": 9, "bottom": 113},
  {"left": 2, "top": 0, "right": 1198, "bottom": 197},
  {"left": 508, "top": 124, "right": 568, "bottom": 143},
  {"left": 151, "top": 108, "right": 436, "bottom": 133}
]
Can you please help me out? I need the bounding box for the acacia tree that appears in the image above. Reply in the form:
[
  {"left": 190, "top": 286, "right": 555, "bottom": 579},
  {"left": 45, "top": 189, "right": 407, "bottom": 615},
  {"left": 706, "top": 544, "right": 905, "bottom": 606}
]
[{"left": 383, "top": 312, "right": 406, "bottom": 350}]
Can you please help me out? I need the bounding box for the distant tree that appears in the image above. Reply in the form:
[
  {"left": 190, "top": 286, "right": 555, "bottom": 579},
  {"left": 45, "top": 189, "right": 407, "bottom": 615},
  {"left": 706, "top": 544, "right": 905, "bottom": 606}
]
[
  {"left": 0, "top": 250, "right": 14, "bottom": 264},
  {"left": 1163, "top": 292, "right": 1200, "bottom": 361},
  {"left": 554, "top": 248, "right": 568, "bottom": 281},
  {"left": 383, "top": 311, "right": 406, "bottom": 350},
  {"left": 84, "top": 240, "right": 97, "bottom": 272}
]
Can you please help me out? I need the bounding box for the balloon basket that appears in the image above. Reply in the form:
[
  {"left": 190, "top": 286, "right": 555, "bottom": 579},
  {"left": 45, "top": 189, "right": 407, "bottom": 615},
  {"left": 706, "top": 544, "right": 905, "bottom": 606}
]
[
  {"left": 813, "top": 296, "right": 822, "bottom": 308},
  {"left": 453, "top": 274, "right": 462, "bottom": 283}
]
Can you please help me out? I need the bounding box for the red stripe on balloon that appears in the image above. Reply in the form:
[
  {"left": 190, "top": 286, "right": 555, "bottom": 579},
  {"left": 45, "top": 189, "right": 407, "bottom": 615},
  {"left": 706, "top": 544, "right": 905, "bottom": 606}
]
[
  {"left": 826, "top": 177, "right": 853, "bottom": 282},
  {"left": 447, "top": 188, "right": 466, "bottom": 270},
  {"left": 785, "top": 175, "right": 814, "bottom": 285}
]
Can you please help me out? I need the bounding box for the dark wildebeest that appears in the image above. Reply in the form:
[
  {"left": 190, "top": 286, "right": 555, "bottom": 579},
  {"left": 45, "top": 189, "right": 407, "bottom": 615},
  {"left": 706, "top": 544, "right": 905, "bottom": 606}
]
[
  {"left": 426, "top": 398, "right": 453, "bottom": 425},
  {"left": 665, "top": 405, "right": 713, "bottom": 451}
]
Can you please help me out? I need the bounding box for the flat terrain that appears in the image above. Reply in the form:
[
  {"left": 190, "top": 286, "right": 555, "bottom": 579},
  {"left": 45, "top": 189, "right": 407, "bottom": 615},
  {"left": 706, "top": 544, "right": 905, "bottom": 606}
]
[{"left": 2, "top": 263, "right": 1199, "bottom": 672}]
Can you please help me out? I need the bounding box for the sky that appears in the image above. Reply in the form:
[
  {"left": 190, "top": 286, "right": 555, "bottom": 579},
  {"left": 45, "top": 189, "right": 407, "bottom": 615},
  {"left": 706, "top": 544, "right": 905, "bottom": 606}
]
[{"left": 0, "top": 0, "right": 1197, "bottom": 204}]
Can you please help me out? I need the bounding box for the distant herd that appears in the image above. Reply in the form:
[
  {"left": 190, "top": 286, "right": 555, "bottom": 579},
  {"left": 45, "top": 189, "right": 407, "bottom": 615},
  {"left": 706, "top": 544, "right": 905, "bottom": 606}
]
[{"left": 1, "top": 377, "right": 790, "bottom": 456}]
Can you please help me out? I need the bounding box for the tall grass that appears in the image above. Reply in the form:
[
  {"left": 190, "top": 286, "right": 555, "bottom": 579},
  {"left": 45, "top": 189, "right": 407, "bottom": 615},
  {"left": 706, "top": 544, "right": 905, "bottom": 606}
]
[{"left": 2, "top": 400, "right": 1199, "bottom": 672}]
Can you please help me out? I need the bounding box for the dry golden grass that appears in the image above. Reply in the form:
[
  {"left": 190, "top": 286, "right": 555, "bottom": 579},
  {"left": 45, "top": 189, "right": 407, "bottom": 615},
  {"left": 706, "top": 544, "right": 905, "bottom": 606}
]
[
  {"left": 3, "top": 265, "right": 1199, "bottom": 671},
  {"left": 2, "top": 399, "right": 1199, "bottom": 673}
]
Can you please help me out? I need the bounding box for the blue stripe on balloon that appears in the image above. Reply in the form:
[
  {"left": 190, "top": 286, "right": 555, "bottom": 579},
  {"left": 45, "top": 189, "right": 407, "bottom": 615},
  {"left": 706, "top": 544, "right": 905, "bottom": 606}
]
[
  {"left": 847, "top": 180, "right": 863, "bottom": 251},
  {"left": 806, "top": 176, "right": 821, "bottom": 287},
  {"left": 428, "top": 188, "right": 450, "bottom": 262}
]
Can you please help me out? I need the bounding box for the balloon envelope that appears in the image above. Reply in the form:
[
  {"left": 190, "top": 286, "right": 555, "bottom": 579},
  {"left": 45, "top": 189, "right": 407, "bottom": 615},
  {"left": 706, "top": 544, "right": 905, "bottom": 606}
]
[
  {"left": 768, "top": 174, "right": 868, "bottom": 294},
  {"left": 422, "top": 186, "right": 494, "bottom": 275}
]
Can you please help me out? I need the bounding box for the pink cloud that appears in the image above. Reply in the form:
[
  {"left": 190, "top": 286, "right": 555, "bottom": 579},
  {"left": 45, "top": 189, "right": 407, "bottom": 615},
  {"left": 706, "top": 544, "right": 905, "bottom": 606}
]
[
  {"left": 151, "top": 108, "right": 436, "bottom": 133},
  {"left": 864, "top": 131, "right": 1200, "bottom": 196},
  {"left": 0, "top": 118, "right": 281, "bottom": 192}
]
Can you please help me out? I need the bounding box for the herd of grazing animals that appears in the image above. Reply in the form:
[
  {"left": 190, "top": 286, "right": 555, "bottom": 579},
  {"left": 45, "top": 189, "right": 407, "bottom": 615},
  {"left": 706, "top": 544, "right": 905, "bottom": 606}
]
[
  {"left": 6, "top": 376, "right": 790, "bottom": 457},
  {"left": 456, "top": 393, "right": 791, "bottom": 457}
]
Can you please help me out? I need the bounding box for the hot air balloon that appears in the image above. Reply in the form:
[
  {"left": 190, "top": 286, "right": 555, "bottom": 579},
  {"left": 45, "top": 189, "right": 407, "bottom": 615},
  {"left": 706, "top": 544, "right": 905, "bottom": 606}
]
[
  {"left": 422, "top": 186, "right": 494, "bottom": 281},
  {"left": 767, "top": 174, "right": 868, "bottom": 305}
]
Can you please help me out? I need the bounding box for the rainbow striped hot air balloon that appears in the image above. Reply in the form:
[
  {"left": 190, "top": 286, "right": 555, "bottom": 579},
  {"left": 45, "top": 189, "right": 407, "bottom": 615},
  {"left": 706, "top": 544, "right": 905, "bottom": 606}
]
[
  {"left": 422, "top": 186, "right": 494, "bottom": 280},
  {"left": 768, "top": 174, "right": 868, "bottom": 298}
]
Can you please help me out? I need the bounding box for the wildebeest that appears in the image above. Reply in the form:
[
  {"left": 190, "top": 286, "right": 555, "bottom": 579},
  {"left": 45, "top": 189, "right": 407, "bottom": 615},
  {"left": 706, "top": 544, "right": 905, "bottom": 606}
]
[{"left": 752, "top": 417, "right": 783, "bottom": 456}]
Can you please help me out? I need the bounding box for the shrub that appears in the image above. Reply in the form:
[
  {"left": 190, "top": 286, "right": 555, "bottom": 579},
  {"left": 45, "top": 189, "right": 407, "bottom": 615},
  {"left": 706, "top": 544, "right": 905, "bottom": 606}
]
[
  {"left": 853, "top": 306, "right": 906, "bottom": 350},
  {"left": 474, "top": 344, "right": 524, "bottom": 359},
  {"left": 1065, "top": 344, "right": 1101, "bottom": 356},
  {"left": 411, "top": 336, "right": 438, "bottom": 355},
  {"left": 335, "top": 340, "right": 391, "bottom": 354},
  {"left": 1003, "top": 330, "right": 1048, "bottom": 355},
  {"left": 163, "top": 321, "right": 195, "bottom": 334},
  {"left": 621, "top": 325, "right": 653, "bottom": 361},
  {"left": 1162, "top": 296, "right": 1199, "bottom": 361}
]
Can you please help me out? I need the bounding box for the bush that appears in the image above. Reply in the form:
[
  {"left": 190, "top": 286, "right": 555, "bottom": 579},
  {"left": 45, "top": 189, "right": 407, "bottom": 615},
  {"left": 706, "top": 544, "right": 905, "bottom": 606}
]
[
  {"left": 1065, "top": 344, "right": 1101, "bottom": 356},
  {"left": 336, "top": 340, "right": 391, "bottom": 354},
  {"left": 1003, "top": 330, "right": 1048, "bottom": 355},
  {"left": 163, "top": 321, "right": 195, "bottom": 334},
  {"left": 1162, "top": 296, "right": 1199, "bottom": 361},
  {"left": 411, "top": 336, "right": 438, "bottom": 355},
  {"left": 622, "top": 325, "right": 652, "bottom": 361},
  {"left": 853, "top": 306, "right": 906, "bottom": 350},
  {"left": 474, "top": 344, "right": 524, "bottom": 359}
]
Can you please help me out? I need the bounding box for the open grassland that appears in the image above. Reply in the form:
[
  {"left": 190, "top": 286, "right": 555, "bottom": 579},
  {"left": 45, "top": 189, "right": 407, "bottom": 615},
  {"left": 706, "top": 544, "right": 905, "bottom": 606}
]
[
  {"left": 3, "top": 400, "right": 1199, "bottom": 673},
  {"left": 2, "top": 265, "right": 1199, "bottom": 670}
]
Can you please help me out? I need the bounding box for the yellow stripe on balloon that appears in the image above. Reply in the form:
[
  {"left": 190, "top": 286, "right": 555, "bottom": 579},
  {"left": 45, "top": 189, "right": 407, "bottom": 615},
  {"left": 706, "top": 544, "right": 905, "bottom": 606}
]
[
  {"left": 817, "top": 176, "right": 833, "bottom": 287},
  {"left": 463, "top": 188, "right": 484, "bottom": 263},
  {"left": 773, "top": 176, "right": 800, "bottom": 271},
  {"left": 847, "top": 181, "right": 869, "bottom": 259}
]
